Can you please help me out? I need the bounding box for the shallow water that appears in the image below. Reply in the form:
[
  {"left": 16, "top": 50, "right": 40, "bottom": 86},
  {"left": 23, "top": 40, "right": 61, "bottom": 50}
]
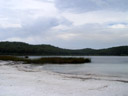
[{"left": 29, "top": 56, "right": 128, "bottom": 78}]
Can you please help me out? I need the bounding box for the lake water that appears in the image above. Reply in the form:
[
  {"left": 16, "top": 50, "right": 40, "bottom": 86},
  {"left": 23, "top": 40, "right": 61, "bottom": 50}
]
[{"left": 29, "top": 56, "right": 128, "bottom": 78}]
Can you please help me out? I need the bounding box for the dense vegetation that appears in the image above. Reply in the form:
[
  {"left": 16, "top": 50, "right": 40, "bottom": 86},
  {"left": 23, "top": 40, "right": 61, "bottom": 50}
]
[
  {"left": 0, "top": 56, "right": 91, "bottom": 64},
  {"left": 0, "top": 41, "right": 128, "bottom": 56}
]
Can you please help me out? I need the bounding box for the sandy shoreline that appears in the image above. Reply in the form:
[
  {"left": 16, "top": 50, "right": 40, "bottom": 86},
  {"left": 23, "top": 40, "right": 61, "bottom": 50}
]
[{"left": 0, "top": 61, "right": 128, "bottom": 96}]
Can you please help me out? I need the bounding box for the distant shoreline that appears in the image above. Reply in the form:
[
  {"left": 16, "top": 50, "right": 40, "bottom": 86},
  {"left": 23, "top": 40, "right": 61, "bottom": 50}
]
[{"left": 0, "top": 41, "right": 128, "bottom": 56}]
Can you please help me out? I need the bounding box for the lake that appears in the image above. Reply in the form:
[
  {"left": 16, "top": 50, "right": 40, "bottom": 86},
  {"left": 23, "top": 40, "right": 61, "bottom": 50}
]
[{"left": 29, "top": 56, "right": 128, "bottom": 78}]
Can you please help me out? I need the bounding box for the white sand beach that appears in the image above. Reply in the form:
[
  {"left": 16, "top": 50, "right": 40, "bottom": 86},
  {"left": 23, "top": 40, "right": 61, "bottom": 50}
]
[{"left": 0, "top": 61, "right": 128, "bottom": 96}]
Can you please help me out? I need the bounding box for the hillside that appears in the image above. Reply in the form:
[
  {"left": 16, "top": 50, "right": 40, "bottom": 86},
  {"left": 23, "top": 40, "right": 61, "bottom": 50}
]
[{"left": 0, "top": 41, "right": 128, "bottom": 56}]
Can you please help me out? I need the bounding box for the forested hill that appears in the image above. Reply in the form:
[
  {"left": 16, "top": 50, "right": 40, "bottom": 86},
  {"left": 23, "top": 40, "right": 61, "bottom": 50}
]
[{"left": 0, "top": 41, "right": 128, "bottom": 56}]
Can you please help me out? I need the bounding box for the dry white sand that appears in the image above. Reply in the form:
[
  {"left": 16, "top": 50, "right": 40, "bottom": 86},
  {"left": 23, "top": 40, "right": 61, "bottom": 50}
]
[{"left": 0, "top": 61, "right": 128, "bottom": 96}]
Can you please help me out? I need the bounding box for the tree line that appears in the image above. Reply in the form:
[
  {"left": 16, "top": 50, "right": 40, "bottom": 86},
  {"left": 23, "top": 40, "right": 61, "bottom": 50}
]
[{"left": 0, "top": 41, "right": 128, "bottom": 56}]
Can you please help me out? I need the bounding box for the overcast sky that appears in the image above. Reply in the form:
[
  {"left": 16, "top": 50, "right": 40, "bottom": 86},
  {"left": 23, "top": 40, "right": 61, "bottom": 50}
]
[{"left": 0, "top": 0, "right": 128, "bottom": 49}]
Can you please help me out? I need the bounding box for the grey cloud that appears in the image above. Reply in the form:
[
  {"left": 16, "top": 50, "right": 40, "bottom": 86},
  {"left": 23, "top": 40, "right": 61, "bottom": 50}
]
[
  {"left": 0, "top": 0, "right": 128, "bottom": 49},
  {"left": 1, "top": 21, "right": 128, "bottom": 49},
  {"left": 0, "top": 17, "right": 59, "bottom": 39},
  {"left": 21, "top": 17, "right": 59, "bottom": 36},
  {"left": 55, "top": 0, "right": 128, "bottom": 12},
  {"left": 49, "top": 23, "right": 128, "bottom": 49},
  {"left": 55, "top": 0, "right": 101, "bottom": 12},
  {"left": 0, "top": 27, "right": 20, "bottom": 39},
  {"left": 0, "top": 16, "right": 72, "bottom": 40},
  {"left": 58, "top": 17, "right": 73, "bottom": 26},
  {"left": 20, "top": 17, "right": 72, "bottom": 37}
]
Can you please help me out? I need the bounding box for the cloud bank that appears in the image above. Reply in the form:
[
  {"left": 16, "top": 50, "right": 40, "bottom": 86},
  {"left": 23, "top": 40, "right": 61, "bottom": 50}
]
[{"left": 0, "top": 0, "right": 128, "bottom": 49}]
